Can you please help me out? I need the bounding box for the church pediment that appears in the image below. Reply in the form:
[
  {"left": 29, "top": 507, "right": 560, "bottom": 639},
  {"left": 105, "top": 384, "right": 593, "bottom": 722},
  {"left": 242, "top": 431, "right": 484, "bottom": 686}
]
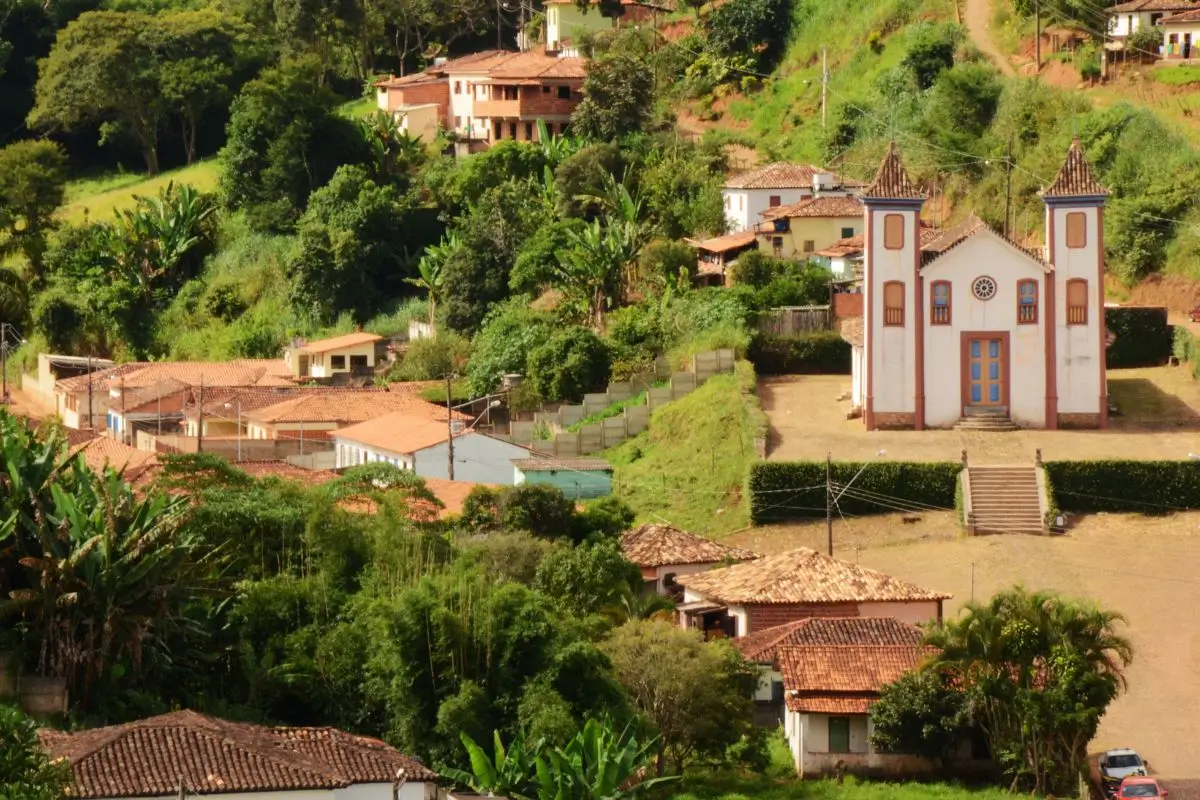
[{"left": 919, "top": 215, "right": 1051, "bottom": 277}]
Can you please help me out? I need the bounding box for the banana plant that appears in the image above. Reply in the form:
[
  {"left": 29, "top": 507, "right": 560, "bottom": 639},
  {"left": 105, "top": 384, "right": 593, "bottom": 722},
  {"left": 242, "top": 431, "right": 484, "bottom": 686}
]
[
  {"left": 406, "top": 232, "right": 460, "bottom": 333},
  {"left": 441, "top": 730, "right": 542, "bottom": 799},
  {"left": 531, "top": 719, "right": 677, "bottom": 800}
]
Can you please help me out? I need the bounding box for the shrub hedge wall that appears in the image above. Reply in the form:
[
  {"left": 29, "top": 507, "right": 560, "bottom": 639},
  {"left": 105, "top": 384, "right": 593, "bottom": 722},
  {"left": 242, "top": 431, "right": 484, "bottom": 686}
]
[
  {"left": 747, "top": 460, "right": 960, "bottom": 523},
  {"left": 748, "top": 331, "right": 851, "bottom": 375},
  {"left": 1044, "top": 460, "right": 1200, "bottom": 514},
  {"left": 1105, "top": 306, "right": 1172, "bottom": 368},
  {"left": 1173, "top": 326, "right": 1200, "bottom": 379}
]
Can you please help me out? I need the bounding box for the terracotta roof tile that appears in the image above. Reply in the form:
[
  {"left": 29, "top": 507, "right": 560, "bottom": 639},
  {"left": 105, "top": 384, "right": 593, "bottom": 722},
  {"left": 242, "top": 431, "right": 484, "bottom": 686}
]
[
  {"left": 235, "top": 461, "right": 339, "bottom": 485},
  {"left": 243, "top": 389, "right": 463, "bottom": 426},
  {"left": 512, "top": 457, "right": 612, "bottom": 472},
  {"left": 779, "top": 644, "right": 934, "bottom": 713},
  {"left": 759, "top": 195, "right": 863, "bottom": 222},
  {"left": 423, "top": 478, "right": 484, "bottom": 516},
  {"left": 333, "top": 413, "right": 454, "bottom": 454},
  {"left": 919, "top": 213, "right": 1048, "bottom": 267},
  {"left": 488, "top": 52, "right": 586, "bottom": 80},
  {"left": 724, "top": 163, "right": 850, "bottom": 191},
  {"left": 1158, "top": 6, "right": 1200, "bottom": 19},
  {"left": 789, "top": 694, "right": 875, "bottom": 714},
  {"left": 675, "top": 547, "right": 950, "bottom": 604},
  {"left": 41, "top": 710, "right": 435, "bottom": 799},
  {"left": 1113, "top": 0, "right": 1198, "bottom": 12},
  {"left": 733, "top": 616, "right": 923, "bottom": 663},
  {"left": 692, "top": 230, "right": 758, "bottom": 253},
  {"left": 1042, "top": 138, "right": 1107, "bottom": 197},
  {"left": 296, "top": 332, "right": 383, "bottom": 354},
  {"left": 68, "top": 435, "right": 159, "bottom": 481},
  {"left": 865, "top": 142, "right": 925, "bottom": 200},
  {"left": 620, "top": 523, "right": 758, "bottom": 568},
  {"left": 58, "top": 361, "right": 296, "bottom": 394}
]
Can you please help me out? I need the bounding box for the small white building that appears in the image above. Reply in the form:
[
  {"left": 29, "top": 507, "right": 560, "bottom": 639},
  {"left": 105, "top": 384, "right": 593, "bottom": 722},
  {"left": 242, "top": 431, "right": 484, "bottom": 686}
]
[
  {"left": 40, "top": 710, "right": 438, "bottom": 800},
  {"left": 286, "top": 331, "right": 383, "bottom": 380},
  {"left": 723, "top": 163, "right": 862, "bottom": 233},
  {"left": 847, "top": 140, "right": 1109, "bottom": 430},
  {"left": 1106, "top": 0, "right": 1196, "bottom": 43},
  {"left": 619, "top": 523, "right": 758, "bottom": 595},
  {"left": 1155, "top": 7, "right": 1200, "bottom": 58}
]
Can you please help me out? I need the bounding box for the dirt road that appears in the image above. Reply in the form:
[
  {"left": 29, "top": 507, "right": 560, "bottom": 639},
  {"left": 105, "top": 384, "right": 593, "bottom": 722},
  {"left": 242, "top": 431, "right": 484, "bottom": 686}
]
[{"left": 964, "top": 0, "right": 1016, "bottom": 77}]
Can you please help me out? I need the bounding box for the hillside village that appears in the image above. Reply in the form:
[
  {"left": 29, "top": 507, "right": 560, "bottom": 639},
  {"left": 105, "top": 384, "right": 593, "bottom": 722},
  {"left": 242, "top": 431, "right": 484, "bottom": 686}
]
[{"left": 3, "top": 0, "right": 1200, "bottom": 799}]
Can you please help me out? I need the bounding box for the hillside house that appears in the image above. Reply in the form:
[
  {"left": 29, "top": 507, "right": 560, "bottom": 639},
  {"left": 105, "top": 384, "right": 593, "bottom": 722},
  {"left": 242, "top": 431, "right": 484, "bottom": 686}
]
[
  {"left": 1106, "top": 0, "right": 1197, "bottom": 49},
  {"left": 40, "top": 710, "right": 438, "bottom": 800},
  {"left": 286, "top": 332, "right": 383, "bottom": 379},
  {"left": 22, "top": 354, "right": 113, "bottom": 418},
  {"left": 675, "top": 547, "right": 949, "bottom": 639},
  {"left": 512, "top": 457, "right": 614, "bottom": 498},
  {"left": 333, "top": 411, "right": 531, "bottom": 484},
  {"left": 755, "top": 195, "right": 865, "bottom": 260},
  {"left": 620, "top": 523, "right": 758, "bottom": 596},
  {"left": 543, "top": 0, "right": 667, "bottom": 56},
  {"left": 1155, "top": 7, "right": 1200, "bottom": 57},
  {"left": 846, "top": 140, "right": 1110, "bottom": 430},
  {"left": 241, "top": 388, "right": 463, "bottom": 441},
  {"left": 691, "top": 230, "right": 758, "bottom": 286},
  {"left": 723, "top": 163, "right": 862, "bottom": 233}
]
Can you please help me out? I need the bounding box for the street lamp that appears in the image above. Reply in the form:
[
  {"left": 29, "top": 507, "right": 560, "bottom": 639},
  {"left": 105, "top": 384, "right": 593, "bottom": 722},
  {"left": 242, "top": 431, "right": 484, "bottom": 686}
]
[{"left": 826, "top": 449, "right": 887, "bottom": 557}]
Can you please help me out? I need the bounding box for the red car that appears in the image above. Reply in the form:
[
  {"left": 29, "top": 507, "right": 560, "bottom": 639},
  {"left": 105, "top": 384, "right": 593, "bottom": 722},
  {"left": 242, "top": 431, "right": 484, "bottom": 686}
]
[{"left": 1117, "top": 777, "right": 1168, "bottom": 800}]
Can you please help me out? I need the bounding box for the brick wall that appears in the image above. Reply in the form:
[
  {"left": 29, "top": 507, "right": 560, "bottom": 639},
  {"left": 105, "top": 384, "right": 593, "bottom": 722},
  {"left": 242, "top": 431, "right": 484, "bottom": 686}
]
[
  {"left": 393, "top": 82, "right": 450, "bottom": 124},
  {"left": 834, "top": 293, "right": 863, "bottom": 320},
  {"left": 518, "top": 83, "right": 582, "bottom": 117},
  {"left": 746, "top": 602, "right": 859, "bottom": 633}
]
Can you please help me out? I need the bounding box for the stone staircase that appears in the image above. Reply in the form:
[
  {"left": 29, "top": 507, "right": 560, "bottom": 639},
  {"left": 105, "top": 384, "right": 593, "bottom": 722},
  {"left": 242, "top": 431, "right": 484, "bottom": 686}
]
[
  {"left": 954, "top": 408, "right": 1020, "bottom": 432},
  {"left": 964, "top": 465, "right": 1046, "bottom": 535}
]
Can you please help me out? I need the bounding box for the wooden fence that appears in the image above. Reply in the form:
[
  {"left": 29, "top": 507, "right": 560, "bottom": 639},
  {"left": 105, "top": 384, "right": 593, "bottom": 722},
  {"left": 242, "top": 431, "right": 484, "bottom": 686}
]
[{"left": 758, "top": 305, "right": 833, "bottom": 336}]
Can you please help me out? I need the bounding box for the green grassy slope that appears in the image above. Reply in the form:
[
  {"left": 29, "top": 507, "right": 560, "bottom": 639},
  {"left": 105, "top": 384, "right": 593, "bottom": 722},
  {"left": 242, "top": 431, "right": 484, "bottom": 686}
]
[
  {"left": 59, "top": 161, "right": 221, "bottom": 225},
  {"left": 604, "top": 361, "right": 767, "bottom": 536}
]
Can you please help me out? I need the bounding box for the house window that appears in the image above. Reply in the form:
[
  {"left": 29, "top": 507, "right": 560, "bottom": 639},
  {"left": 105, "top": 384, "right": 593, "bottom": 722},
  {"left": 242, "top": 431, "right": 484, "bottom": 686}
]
[
  {"left": 525, "top": 122, "right": 533, "bottom": 140},
  {"left": 1067, "top": 278, "right": 1088, "bottom": 324},
  {"left": 803, "top": 240, "right": 815, "bottom": 253},
  {"left": 930, "top": 280, "right": 951, "bottom": 324},
  {"left": 454, "top": 115, "right": 462, "bottom": 129},
  {"left": 725, "top": 196, "right": 731, "bottom": 209},
  {"left": 509, "top": 122, "right": 517, "bottom": 139},
  {"left": 350, "top": 355, "right": 369, "bottom": 369},
  {"left": 841, "top": 227, "right": 855, "bottom": 239},
  {"left": 883, "top": 281, "right": 905, "bottom": 326},
  {"left": 772, "top": 236, "right": 784, "bottom": 256},
  {"left": 557, "top": 85, "right": 571, "bottom": 99},
  {"left": 330, "top": 355, "right": 346, "bottom": 370},
  {"left": 828, "top": 717, "right": 851, "bottom": 754},
  {"left": 884, "top": 213, "right": 905, "bottom": 249},
  {"left": 769, "top": 195, "right": 781, "bottom": 207},
  {"left": 454, "top": 81, "right": 462, "bottom": 94},
  {"left": 738, "top": 196, "right": 744, "bottom": 211},
  {"left": 494, "top": 120, "right": 503, "bottom": 139},
  {"left": 1066, "top": 212, "right": 1087, "bottom": 249},
  {"left": 1017, "top": 279, "right": 1038, "bottom": 323}
]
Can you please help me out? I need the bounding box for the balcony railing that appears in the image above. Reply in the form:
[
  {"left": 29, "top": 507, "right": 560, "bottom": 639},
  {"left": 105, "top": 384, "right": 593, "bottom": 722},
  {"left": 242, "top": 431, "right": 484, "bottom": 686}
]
[
  {"left": 930, "top": 305, "right": 950, "bottom": 324},
  {"left": 1018, "top": 304, "right": 1037, "bottom": 324}
]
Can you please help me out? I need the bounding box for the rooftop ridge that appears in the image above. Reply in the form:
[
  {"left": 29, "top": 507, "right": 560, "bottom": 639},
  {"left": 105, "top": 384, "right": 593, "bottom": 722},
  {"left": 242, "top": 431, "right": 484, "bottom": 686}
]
[{"left": 865, "top": 142, "right": 925, "bottom": 200}]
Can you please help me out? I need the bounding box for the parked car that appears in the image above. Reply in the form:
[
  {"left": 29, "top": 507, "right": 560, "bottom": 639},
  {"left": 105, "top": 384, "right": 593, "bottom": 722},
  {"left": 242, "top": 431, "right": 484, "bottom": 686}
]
[
  {"left": 1116, "top": 777, "right": 1167, "bottom": 800},
  {"left": 1100, "top": 749, "right": 1148, "bottom": 797}
]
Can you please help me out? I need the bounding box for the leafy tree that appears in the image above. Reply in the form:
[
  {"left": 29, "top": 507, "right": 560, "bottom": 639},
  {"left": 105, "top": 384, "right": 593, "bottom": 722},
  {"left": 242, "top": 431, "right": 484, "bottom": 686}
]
[
  {"left": 554, "top": 143, "right": 624, "bottom": 219},
  {"left": 703, "top": 0, "right": 792, "bottom": 71},
  {"left": 921, "top": 64, "right": 1002, "bottom": 166},
  {"left": 510, "top": 218, "right": 586, "bottom": 295},
  {"left": 288, "top": 164, "right": 414, "bottom": 324},
  {"left": 408, "top": 232, "right": 458, "bottom": 333},
  {"left": 526, "top": 326, "right": 611, "bottom": 403},
  {"left": 902, "top": 22, "right": 962, "bottom": 90},
  {"left": 0, "top": 139, "right": 66, "bottom": 285},
  {"left": 359, "top": 109, "right": 426, "bottom": 188},
  {"left": 641, "top": 240, "right": 699, "bottom": 288},
  {"left": 220, "top": 57, "right": 368, "bottom": 232},
  {"left": 602, "top": 620, "right": 757, "bottom": 773},
  {"left": 572, "top": 49, "right": 655, "bottom": 142},
  {"left": 465, "top": 299, "right": 554, "bottom": 396},
  {"left": 393, "top": 332, "right": 471, "bottom": 381},
  {"left": 869, "top": 667, "right": 971, "bottom": 764},
  {"left": 924, "top": 586, "right": 1132, "bottom": 794},
  {"left": 500, "top": 485, "right": 578, "bottom": 541},
  {"left": 0, "top": 704, "right": 70, "bottom": 800},
  {"left": 533, "top": 540, "right": 640, "bottom": 617}
]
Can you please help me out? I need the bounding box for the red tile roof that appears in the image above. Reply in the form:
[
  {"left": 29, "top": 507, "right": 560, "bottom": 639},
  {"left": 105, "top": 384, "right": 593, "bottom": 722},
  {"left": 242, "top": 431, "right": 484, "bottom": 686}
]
[
  {"left": 920, "top": 213, "right": 1048, "bottom": 267},
  {"left": 1157, "top": 6, "right": 1200, "bottom": 19},
  {"left": 733, "top": 616, "right": 924, "bottom": 664},
  {"left": 865, "top": 142, "right": 924, "bottom": 200},
  {"left": 725, "top": 163, "right": 848, "bottom": 190},
  {"left": 244, "top": 389, "right": 464, "bottom": 426},
  {"left": 423, "top": 478, "right": 484, "bottom": 516},
  {"left": 436, "top": 50, "right": 586, "bottom": 79},
  {"left": 779, "top": 644, "right": 935, "bottom": 713},
  {"left": 1041, "top": 138, "right": 1108, "bottom": 197},
  {"left": 759, "top": 195, "right": 864, "bottom": 222},
  {"left": 235, "top": 461, "right": 340, "bottom": 485},
  {"left": 41, "top": 710, "right": 436, "bottom": 799},
  {"left": 332, "top": 413, "right": 454, "bottom": 454},
  {"left": 691, "top": 230, "right": 758, "bottom": 253},
  {"left": 675, "top": 547, "right": 950, "bottom": 605},
  {"left": 1112, "top": 0, "right": 1197, "bottom": 12},
  {"left": 620, "top": 523, "right": 758, "bottom": 568},
  {"left": 68, "top": 435, "right": 159, "bottom": 483}
]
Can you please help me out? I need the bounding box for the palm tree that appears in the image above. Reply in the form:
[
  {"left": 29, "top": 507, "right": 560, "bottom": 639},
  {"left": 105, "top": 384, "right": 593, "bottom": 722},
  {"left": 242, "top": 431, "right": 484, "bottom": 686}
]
[
  {"left": 557, "top": 219, "right": 640, "bottom": 331},
  {"left": 115, "top": 182, "right": 216, "bottom": 295},
  {"left": 406, "top": 232, "right": 459, "bottom": 333}
]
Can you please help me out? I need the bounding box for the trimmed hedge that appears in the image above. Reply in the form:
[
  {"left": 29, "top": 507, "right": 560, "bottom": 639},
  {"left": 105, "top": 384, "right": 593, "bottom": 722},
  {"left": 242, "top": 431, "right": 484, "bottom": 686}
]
[
  {"left": 748, "top": 331, "right": 851, "bottom": 375},
  {"left": 748, "top": 460, "right": 960, "bottom": 523},
  {"left": 1173, "top": 325, "right": 1200, "bottom": 379},
  {"left": 1045, "top": 460, "right": 1200, "bottom": 514},
  {"left": 1105, "top": 306, "right": 1172, "bottom": 368}
]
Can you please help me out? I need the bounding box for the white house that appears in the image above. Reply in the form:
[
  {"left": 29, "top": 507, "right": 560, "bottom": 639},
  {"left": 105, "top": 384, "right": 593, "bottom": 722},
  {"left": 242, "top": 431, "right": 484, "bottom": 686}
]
[
  {"left": 1156, "top": 7, "right": 1200, "bottom": 58},
  {"left": 40, "top": 710, "right": 438, "bottom": 800},
  {"left": 723, "top": 163, "right": 861, "bottom": 233},
  {"left": 333, "top": 411, "right": 530, "bottom": 484},
  {"left": 847, "top": 140, "right": 1108, "bottom": 430},
  {"left": 619, "top": 523, "right": 758, "bottom": 595},
  {"left": 286, "top": 331, "right": 383, "bottom": 380},
  {"left": 1106, "top": 0, "right": 1197, "bottom": 44}
]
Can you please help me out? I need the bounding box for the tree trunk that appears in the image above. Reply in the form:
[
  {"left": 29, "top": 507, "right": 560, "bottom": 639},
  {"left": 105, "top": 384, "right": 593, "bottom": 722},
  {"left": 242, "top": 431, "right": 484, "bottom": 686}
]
[{"left": 142, "top": 141, "right": 160, "bottom": 176}]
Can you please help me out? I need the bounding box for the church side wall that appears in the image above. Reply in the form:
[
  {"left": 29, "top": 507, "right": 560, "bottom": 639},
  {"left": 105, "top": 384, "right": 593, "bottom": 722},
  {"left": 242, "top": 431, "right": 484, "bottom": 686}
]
[
  {"left": 866, "top": 206, "right": 917, "bottom": 421},
  {"left": 1049, "top": 205, "right": 1103, "bottom": 416}
]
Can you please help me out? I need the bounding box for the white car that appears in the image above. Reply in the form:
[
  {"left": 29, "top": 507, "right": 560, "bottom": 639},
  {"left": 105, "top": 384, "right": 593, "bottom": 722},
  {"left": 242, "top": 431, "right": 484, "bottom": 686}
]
[{"left": 1101, "top": 749, "right": 1147, "bottom": 796}]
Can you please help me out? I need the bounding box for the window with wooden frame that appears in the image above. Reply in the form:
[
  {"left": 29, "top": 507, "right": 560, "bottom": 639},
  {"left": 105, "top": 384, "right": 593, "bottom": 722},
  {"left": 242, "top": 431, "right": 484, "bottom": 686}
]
[
  {"left": 883, "top": 281, "right": 905, "bottom": 326},
  {"left": 1017, "top": 279, "right": 1038, "bottom": 324},
  {"left": 803, "top": 240, "right": 815, "bottom": 253},
  {"left": 930, "top": 280, "right": 951, "bottom": 324},
  {"left": 1066, "top": 278, "right": 1088, "bottom": 324},
  {"left": 1066, "top": 212, "right": 1087, "bottom": 249},
  {"left": 884, "top": 214, "right": 905, "bottom": 250},
  {"left": 772, "top": 237, "right": 784, "bottom": 257},
  {"left": 769, "top": 195, "right": 781, "bottom": 207}
]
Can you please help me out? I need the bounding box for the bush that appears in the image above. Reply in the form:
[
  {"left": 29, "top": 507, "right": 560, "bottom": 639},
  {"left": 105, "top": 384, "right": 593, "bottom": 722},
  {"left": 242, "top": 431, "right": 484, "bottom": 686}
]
[
  {"left": 394, "top": 333, "right": 471, "bottom": 381},
  {"left": 1044, "top": 460, "right": 1200, "bottom": 514},
  {"left": 641, "top": 241, "right": 699, "bottom": 286},
  {"left": 527, "top": 327, "right": 612, "bottom": 403},
  {"left": 1105, "top": 307, "right": 1172, "bottom": 368},
  {"left": 903, "top": 22, "right": 962, "bottom": 90},
  {"left": 748, "top": 332, "right": 850, "bottom": 375},
  {"left": 466, "top": 299, "right": 555, "bottom": 396},
  {"left": 1173, "top": 325, "right": 1200, "bottom": 378},
  {"left": 747, "top": 461, "right": 960, "bottom": 524},
  {"left": 500, "top": 484, "right": 579, "bottom": 541}
]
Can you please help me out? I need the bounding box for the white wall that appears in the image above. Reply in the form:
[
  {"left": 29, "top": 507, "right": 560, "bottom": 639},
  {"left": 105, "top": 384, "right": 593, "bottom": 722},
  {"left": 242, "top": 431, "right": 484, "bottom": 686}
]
[
  {"left": 334, "top": 439, "right": 414, "bottom": 470},
  {"left": 727, "top": 603, "right": 748, "bottom": 636},
  {"left": 413, "top": 433, "right": 529, "bottom": 484},
  {"left": 109, "top": 782, "right": 435, "bottom": 800},
  {"left": 850, "top": 344, "right": 864, "bottom": 409},
  {"left": 448, "top": 73, "right": 488, "bottom": 138},
  {"left": 865, "top": 205, "right": 919, "bottom": 417},
  {"left": 722, "top": 187, "right": 811, "bottom": 232},
  {"left": 857, "top": 600, "right": 940, "bottom": 626},
  {"left": 753, "top": 666, "right": 783, "bottom": 703},
  {"left": 1048, "top": 204, "right": 1103, "bottom": 416},
  {"left": 920, "top": 233, "right": 1048, "bottom": 428}
]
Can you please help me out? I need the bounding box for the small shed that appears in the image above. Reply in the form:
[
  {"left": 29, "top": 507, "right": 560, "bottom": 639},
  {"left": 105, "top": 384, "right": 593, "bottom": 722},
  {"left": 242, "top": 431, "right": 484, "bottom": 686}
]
[{"left": 512, "top": 456, "right": 613, "bottom": 498}]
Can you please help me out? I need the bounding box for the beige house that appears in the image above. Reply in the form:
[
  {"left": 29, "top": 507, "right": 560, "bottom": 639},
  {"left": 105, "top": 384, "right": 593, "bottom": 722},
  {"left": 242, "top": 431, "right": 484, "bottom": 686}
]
[
  {"left": 286, "top": 332, "right": 383, "bottom": 379},
  {"left": 619, "top": 523, "right": 758, "bottom": 595},
  {"left": 755, "top": 195, "right": 865, "bottom": 260},
  {"left": 242, "top": 387, "right": 464, "bottom": 441}
]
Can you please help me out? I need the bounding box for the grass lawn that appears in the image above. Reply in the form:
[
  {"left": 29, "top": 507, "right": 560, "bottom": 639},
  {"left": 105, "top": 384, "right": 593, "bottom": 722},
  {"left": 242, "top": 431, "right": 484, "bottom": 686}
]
[
  {"left": 1151, "top": 64, "right": 1200, "bottom": 86},
  {"left": 338, "top": 97, "right": 376, "bottom": 119},
  {"left": 670, "top": 772, "right": 1013, "bottom": 800},
  {"left": 58, "top": 160, "right": 221, "bottom": 225},
  {"left": 604, "top": 360, "right": 767, "bottom": 536}
]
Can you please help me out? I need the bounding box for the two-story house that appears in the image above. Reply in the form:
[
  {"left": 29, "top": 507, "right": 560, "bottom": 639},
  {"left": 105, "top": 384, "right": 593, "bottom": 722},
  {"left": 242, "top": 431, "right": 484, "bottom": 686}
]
[
  {"left": 755, "top": 195, "right": 865, "bottom": 261},
  {"left": 723, "top": 163, "right": 863, "bottom": 233},
  {"left": 544, "top": 0, "right": 667, "bottom": 57}
]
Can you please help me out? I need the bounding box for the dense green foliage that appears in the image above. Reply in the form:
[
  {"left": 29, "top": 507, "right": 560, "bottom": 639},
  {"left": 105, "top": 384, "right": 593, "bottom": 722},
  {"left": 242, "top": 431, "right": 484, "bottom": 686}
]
[
  {"left": 747, "top": 461, "right": 960, "bottom": 523},
  {"left": 0, "top": 705, "right": 70, "bottom": 800},
  {"left": 748, "top": 331, "right": 850, "bottom": 375},
  {"left": 1044, "top": 459, "right": 1200, "bottom": 513},
  {"left": 868, "top": 670, "right": 970, "bottom": 764},
  {"left": 1104, "top": 307, "right": 1172, "bottom": 368}
]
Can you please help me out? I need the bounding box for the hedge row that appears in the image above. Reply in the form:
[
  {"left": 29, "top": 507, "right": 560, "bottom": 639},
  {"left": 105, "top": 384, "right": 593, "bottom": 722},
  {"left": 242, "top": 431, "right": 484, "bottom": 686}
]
[
  {"left": 1105, "top": 306, "right": 1172, "bottom": 368},
  {"left": 747, "top": 460, "right": 960, "bottom": 524},
  {"left": 1173, "top": 326, "right": 1200, "bottom": 379},
  {"left": 748, "top": 331, "right": 851, "bottom": 375},
  {"left": 1045, "top": 460, "right": 1200, "bottom": 514}
]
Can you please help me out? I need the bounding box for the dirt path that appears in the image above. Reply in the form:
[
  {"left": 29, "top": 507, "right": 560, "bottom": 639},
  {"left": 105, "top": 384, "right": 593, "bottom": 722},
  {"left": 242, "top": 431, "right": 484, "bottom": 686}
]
[{"left": 964, "top": 0, "right": 1017, "bottom": 77}]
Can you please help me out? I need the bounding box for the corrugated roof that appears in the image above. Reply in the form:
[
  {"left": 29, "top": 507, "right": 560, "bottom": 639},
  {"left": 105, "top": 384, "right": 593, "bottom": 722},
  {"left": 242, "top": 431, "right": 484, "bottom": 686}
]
[
  {"left": 1042, "top": 139, "right": 1107, "bottom": 197},
  {"left": 620, "top": 523, "right": 758, "bottom": 568},
  {"left": 332, "top": 413, "right": 454, "bottom": 454},
  {"left": 676, "top": 547, "right": 951, "bottom": 604},
  {"left": 512, "top": 457, "right": 613, "bottom": 472},
  {"left": 725, "top": 163, "right": 847, "bottom": 190},
  {"left": 733, "top": 617, "right": 924, "bottom": 664},
  {"left": 779, "top": 644, "right": 935, "bottom": 713},
  {"left": 41, "top": 710, "right": 436, "bottom": 799},
  {"left": 865, "top": 142, "right": 925, "bottom": 200},
  {"left": 296, "top": 332, "right": 382, "bottom": 354}
]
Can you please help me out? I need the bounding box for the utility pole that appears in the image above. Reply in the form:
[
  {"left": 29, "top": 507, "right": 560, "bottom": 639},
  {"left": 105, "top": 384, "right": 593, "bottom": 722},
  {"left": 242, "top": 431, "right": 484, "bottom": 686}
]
[
  {"left": 821, "top": 46, "right": 828, "bottom": 129},
  {"left": 1003, "top": 136, "right": 1014, "bottom": 240},
  {"left": 825, "top": 451, "right": 833, "bottom": 556},
  {"left": 87, "top": 355, "right": 94, "bottom": 431},
  {"left": 1035, "top": 0, "right": 1041, "bottom": 73},
  {"left": 236, "top": 396, "right": 242, "bottom": 462},
  {"left": 197, "top": 379, "right": 205, "bottom": 454},
  {"left": 1, "top": 323, "right": 8, "bottom": 404},
  {"left": 446, "top": 372, "right": 455, "bottom": 481}
]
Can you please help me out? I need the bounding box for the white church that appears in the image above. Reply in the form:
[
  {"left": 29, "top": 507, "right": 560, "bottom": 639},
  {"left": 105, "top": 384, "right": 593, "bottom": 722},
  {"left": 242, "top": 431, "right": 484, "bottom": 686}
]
[{"left": 845, "top": 140, "right": 1109, "bottom": 430}]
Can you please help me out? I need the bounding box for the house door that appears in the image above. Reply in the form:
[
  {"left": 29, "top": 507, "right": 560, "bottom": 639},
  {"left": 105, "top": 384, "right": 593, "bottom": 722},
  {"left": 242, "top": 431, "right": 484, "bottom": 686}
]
[
  {"left": 965, "top": 337, "right": 1005, "bottom": 410},
  {"left": 1186, "top": 33, "right": 1193, "bottom": 59},
  {"left": 828, "top": 717, "right": 850, "bottom": 753}
]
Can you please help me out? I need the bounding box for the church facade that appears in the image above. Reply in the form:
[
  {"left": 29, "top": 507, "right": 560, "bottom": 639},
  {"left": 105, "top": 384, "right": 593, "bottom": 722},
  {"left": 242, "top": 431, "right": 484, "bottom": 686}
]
[{"left": 847, "top": 140, "right": 1109, "bottom": 430}]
